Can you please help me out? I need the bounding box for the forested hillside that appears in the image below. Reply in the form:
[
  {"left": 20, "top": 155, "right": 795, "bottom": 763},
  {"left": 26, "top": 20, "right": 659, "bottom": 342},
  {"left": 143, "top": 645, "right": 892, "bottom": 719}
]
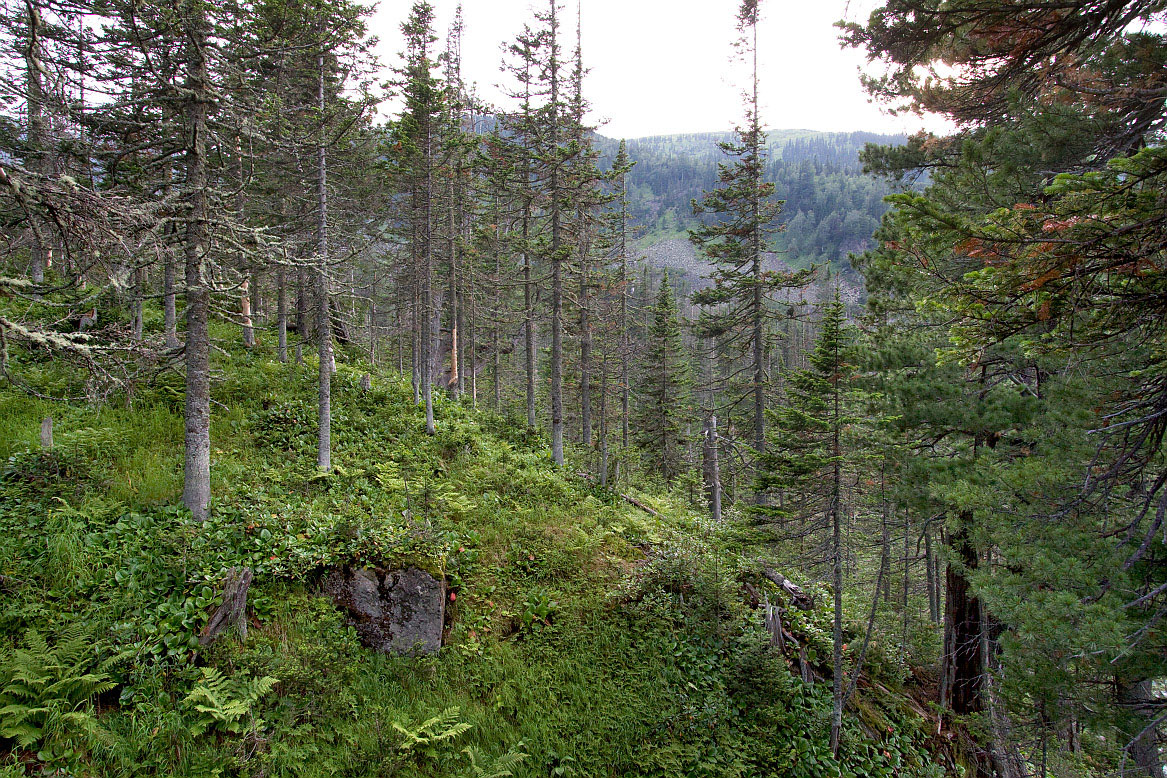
[
  {"left": 597, "top": 130, "right": 906, "bottom": 272},
  {"left": 1, "top": 0, "right": 1165, "bottom": 776}
]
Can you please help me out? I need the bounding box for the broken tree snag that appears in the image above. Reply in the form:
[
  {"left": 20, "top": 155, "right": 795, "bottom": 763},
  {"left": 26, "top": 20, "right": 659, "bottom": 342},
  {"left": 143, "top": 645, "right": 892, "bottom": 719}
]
[
  {"left": 763, "top": 598, "right": 786, "bottom": 652},
  {"left": 40, "top": 417, "right": 52, "bottom": 449},
  {"left": 757, "top": 562, "right": 814, "bottom": 610},
  {"left": 198, "top": 566, "right": 253, "bottom": 646}
]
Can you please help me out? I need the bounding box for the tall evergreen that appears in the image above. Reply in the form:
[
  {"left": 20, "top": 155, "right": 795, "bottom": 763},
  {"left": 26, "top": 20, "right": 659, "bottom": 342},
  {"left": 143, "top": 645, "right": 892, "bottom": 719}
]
[
  {"left": 689, "top": 0, "right": 809, "bottom": 496},
  {"left": 635, "top": 273, "right": 691, "bottom": 483},
  {"left": 755, "top": 291, "right": 859, "bottom": 754}
]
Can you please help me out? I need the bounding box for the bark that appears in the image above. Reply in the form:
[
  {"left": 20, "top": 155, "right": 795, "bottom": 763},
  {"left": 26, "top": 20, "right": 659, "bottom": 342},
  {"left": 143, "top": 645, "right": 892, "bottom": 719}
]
[
  {"left": 548, "top": 0, "right": 564, "bottom": 467},
  {"left": 829, "top": 322, "right": 844, "bottom": 755},
  {"left": 276, "top": 264, "right": 288, "bottom": 362},
  {"left": 296, "top": 266, "right": 307, "bottom": 337},
  {"left": 925, "top": 525, "right": 940, "bottom": 624},
  {"left": 241, "top": 279, "right": 255, "bottom": 348},
  {"left": 198, "top": 567, "right": 253, "bottom": 645},
  {"left": 316, "top": 51, "right": 332, "bottom": 472},
  {"left": 599, "top": 360, "right": 609, "bottom": 488},
  {"left": 523, "top": 216, "right": 536, "bottom": 431},
  {"left": 447, "top": 175, "right": 459, "bottom": 398},
  {"left": 704, "top": 415, "right": 722, "bottom": 522},
  {"left": 1119, "top": 678, "right": 1164, "bottom": 778},
  {"left": 941, "top": 523, "right": 984, "bottom": 717},
  {"left": 757, "top": 564, "right": 814, "bottom": 610},
  {"left": 579, "top": 224, "right": 591, "bottom": 448},
  {"left": 131, "top": 265, "right": 144, "bottom": 341},
  {"left": 163, "top": 245, "right": 180, "bottom": 349},
  {"left": 181, "top": 0, "right": 211, "bottom": 521},
  {"left": 25, "top": 0, "right": 47, "bottom": 284}
]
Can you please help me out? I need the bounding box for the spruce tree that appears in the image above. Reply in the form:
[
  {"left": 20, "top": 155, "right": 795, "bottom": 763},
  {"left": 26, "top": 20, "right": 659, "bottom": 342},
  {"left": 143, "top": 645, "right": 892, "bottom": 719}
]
[
  {"left": 689, "top": 0, "right": 809, "bottom": 496},
  {"left": 635, "top": 273, "right": 691, "bottom": 483},
  {"left": 754, "top": 290, "right": 859, "bottom": 754}
]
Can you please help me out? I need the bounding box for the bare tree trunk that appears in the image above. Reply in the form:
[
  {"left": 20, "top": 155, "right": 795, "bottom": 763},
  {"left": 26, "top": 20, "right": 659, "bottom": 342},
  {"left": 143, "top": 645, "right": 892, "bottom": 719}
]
[
  {"left": 25, "top": 0, "right": 47, "bottom": 284},
  {"left": 447, "top": 176, "right": 459, "bottom": 398},
  {"left": 422, "top": 132, "right": 435, "bottom": 436},
  {"left": 579, "top": 224, "right": 591, "bottom": 448},
  {"left": 181, "top": 0, "right": 211, "bottom": 521},
  {"left": 296, "top": 266, "right": 306, "bottom": 337},
  {"left": 548, "top": 0, "right": 564, "bottom": 467},
  {"left": 523, "top": 220, "right": 536, "bottom": 431},
  {"left": 163, "top": 245, "right": 180, "bottom": 349},
  {"left": 315, "top": 51, "right": 332, "bottom": 472},
  {"left": 925, "top": 524, "right": 939, "bottom": 624},
  {"left": 277, "top": 263, "right": 288, "bottom": 362},
  {"left": 599, "top": 358, "right": 609, "bottom": 488},
  {"left": 131, "top": 265, "right": 145, "bottom": 341},
  {"left": 241, "top": 279, "right": 255, "bottom": 348},
  {"left": 704, "top": 415, "right": 722, "bottom": 522}
]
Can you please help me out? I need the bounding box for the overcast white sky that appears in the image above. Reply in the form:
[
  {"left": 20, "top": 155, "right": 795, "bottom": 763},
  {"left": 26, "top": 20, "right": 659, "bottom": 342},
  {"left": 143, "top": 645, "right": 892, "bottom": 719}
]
[{"left": 368, "top": 0, "right": 939, "bottom": 139}]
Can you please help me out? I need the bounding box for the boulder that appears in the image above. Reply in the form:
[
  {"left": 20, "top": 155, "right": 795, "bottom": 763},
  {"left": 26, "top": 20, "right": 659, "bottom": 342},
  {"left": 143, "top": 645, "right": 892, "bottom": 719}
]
[{"left": 324, "top": 566, "right": 445, "bottom": 655}]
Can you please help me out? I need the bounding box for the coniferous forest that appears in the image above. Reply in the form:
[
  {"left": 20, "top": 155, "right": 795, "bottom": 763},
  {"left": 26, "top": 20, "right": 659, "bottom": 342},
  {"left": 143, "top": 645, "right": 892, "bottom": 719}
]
[{"left": 0, "top": 0, "right": 1164, "bottom": 775}]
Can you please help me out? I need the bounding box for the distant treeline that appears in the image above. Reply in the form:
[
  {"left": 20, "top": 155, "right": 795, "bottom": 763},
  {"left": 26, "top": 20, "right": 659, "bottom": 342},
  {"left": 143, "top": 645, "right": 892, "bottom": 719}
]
[{"left": 597, "top": 130, "right": 908, "bottom": 270}]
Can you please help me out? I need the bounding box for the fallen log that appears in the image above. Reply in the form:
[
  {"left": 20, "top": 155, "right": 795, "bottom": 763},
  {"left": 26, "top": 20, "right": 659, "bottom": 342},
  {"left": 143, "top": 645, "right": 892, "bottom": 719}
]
[
  {"left": 757, "top": 562, "right": 814, "bottom": 610},
  {"left": 576, "top": 471, "right": 666, "bottom": 519}
]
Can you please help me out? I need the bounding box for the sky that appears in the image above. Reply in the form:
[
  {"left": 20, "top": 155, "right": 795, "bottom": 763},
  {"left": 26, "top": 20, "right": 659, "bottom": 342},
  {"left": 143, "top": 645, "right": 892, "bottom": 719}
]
[{"left": 368, "top": 0, "right": 941, "bottom": 139}]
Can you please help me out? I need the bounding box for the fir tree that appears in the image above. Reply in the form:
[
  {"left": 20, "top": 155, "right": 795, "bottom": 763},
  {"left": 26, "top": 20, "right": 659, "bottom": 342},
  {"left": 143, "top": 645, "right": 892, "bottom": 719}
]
[
  {"left": 689, "top": 0, "right": 810, "bottom": 497},
  {"left": 754, "top": 290, "right": 859, "bottom": 754},
  {"left": 635, "top": 273, "right": 691, "bottom": 483}
]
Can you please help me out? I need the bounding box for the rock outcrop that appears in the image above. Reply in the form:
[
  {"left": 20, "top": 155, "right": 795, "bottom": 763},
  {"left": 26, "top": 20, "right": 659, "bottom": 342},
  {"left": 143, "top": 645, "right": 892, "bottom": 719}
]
[{"left": 324, "top": 566, "right": 445, "bottom": 655}]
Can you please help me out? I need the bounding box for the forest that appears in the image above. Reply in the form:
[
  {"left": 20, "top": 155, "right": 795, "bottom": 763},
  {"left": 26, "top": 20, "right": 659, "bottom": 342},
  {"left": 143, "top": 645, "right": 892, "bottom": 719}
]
[{"left": 0, "top": 0, "right": 1164, "bottom": 776}]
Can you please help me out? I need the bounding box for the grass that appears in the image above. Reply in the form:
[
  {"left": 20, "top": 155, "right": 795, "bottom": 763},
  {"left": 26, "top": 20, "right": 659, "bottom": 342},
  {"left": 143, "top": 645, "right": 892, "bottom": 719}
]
[{"left": 0, "top": 318, "right": 948, "bottom": 778}]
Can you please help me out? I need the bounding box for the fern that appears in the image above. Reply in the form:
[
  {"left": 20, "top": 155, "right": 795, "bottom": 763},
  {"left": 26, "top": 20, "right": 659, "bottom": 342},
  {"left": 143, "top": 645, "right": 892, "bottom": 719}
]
[
  {"left": 462, "top": 743, "right": 528, "bottom": 778},
  {"left": 183, "top": 667, "right": 278, "bottom": 737},
  {"left": 0, "top": 627, "right": 119, "bottom": 754}
]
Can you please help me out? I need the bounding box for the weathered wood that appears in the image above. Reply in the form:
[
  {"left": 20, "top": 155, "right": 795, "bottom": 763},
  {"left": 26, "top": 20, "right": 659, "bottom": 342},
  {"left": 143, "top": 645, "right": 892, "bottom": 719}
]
[
  {"left": 198, "top": 566, "right": 253, "bottom": 646},
  {"left": 764, "top": 598, "right": 786, "bottom": 653},
  {"left": 40, "top": 417, "right": 52, "bottom": 449},
  {"left": 757, "top": 562, "right": 814, "bottom": 610},
  {"left": 575, "top": 471, "right": 667, "bottom": 519}
]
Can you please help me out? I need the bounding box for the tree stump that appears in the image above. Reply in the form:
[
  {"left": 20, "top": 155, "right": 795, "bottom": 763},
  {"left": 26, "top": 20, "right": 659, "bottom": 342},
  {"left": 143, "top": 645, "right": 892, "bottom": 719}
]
[{"left": 198, "top": 567, "right": 253, "bottom": 646}]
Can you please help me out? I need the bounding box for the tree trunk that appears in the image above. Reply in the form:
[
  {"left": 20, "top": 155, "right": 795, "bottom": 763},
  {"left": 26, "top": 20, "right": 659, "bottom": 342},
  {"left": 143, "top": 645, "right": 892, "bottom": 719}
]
[
  {"left": 277, "top": 264, "right": 288, "bottom": 363},
  {"left": 1119, "top": 678, "right": 1164, "bottom": 778},
  {"left": 941, "top": 522, "right": 983, "bottom": 718},
  {"left": 25, "top": 0, "right": 47, "bottom": 285},
  {"left": 829, "top": 357, "right": 844, "bottom": 755},
  {"left": 241, "top": 279, "right": 255, "bottom": 348},
  {"left": 548, "top": 0, "right": 564, "bottom": 467},
  {"left": 579, "top": 223, "right": 591, "bottom": 449},
  {"left": 316, "top": 51, "right": 332, "bottom": 472},
  {"left": 131, "top": 265, "right": 145, "bottom": 341},
  {"left": 181, "top": 0, "right": 211, "bottom": 521},
  {"left": 599, "top": 359, "right": 609, "bottom": 489},
  {"left": 163, "top": 244, "right": 180, "bottom": 349},
  {"left": 523, "top": 216, "right": 536, "bottom": 431},
  {"left": 704, "top": 415, "right": 722, "bottom": 522}
]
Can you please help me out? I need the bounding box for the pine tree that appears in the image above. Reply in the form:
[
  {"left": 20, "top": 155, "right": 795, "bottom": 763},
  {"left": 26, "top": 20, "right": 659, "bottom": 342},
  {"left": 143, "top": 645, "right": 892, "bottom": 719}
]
[{"left": 635, "top": 273, "right": 691, "bottom": 483}]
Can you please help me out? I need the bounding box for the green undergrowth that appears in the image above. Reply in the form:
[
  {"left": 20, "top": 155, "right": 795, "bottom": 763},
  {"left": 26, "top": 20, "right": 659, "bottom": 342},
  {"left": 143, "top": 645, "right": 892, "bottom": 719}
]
[{"left": 0, "top": 326, "right": 949, "bottom": 777}]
